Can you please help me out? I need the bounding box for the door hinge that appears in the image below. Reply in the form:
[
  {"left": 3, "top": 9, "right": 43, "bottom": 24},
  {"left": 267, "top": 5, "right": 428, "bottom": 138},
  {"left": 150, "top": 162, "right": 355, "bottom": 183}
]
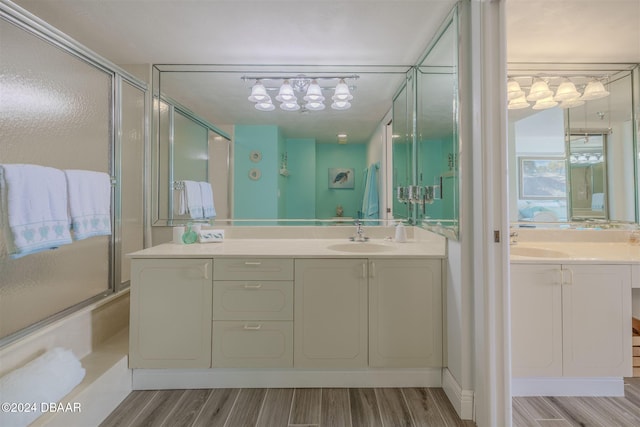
[{"left": 494, "top": 230, "right": 500, "bottom": 243}]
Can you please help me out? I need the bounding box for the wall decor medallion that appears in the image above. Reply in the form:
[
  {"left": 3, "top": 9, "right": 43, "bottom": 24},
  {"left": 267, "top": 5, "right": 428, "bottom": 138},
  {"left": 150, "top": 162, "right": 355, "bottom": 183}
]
[
  {"left": 248, "top": 168, "right": 261, "bottom": 180},
  {"left": 249, "top": 150, "right": 262, "bottom": 163}
]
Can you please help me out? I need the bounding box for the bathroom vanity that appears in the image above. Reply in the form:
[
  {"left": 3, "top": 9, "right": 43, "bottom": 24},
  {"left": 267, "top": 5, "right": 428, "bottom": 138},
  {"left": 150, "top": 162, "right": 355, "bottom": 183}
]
[
  {"left": 510, "top": 232, "right": 640, "bottom": 396},
  {"left": 128, "top": 230, "right": 446, "bottom": 389}
]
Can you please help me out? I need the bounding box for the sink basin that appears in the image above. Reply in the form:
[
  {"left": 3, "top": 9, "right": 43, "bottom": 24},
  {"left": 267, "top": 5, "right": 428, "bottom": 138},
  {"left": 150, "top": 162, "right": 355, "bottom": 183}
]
[
  {"left": 327, "top": 243, "right": 395, "bottom": 253},
  {"left": 510, "top": 246, "right": 569, "bottom": 258}
]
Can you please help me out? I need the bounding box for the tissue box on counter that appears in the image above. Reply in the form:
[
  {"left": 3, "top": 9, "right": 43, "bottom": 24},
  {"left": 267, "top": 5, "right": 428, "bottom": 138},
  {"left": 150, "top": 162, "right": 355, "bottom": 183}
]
[{"left": 198, "top": 229, "right": 224, "bottom": 243}]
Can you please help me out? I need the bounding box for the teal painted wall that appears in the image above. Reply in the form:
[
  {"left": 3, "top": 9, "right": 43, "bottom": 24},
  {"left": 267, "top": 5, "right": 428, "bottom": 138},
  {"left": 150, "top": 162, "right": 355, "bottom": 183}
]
[
  {"left": 277, "top": 131, "right": 287, "bottom": 218},
  {"left": 285, "top": 139, "right": 316, "bottom": 219},
  {"left": 233, "top": 125, "right": 280, "bottom": 219},
  {"left": 419, "top": 136, "right": 458, "bottom": 221},
  {"left": 315, "top": 144, "right": 367, "bottom": 219}
]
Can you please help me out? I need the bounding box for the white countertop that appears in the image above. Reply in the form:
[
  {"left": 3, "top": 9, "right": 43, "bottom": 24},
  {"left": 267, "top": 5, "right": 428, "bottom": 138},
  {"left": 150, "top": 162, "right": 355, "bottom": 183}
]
[
  {"left": 129, "top": 238, "right": 446, "bottom": 259},
  {"left": 510, "top": 241, "right": 640, "bottom": 264}
]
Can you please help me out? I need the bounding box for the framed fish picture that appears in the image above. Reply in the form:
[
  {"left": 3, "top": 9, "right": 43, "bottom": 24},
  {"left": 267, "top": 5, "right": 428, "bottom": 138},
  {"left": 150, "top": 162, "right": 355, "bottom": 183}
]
[{"left": 328, "top": 168, "right": 355, "bottom": 189}]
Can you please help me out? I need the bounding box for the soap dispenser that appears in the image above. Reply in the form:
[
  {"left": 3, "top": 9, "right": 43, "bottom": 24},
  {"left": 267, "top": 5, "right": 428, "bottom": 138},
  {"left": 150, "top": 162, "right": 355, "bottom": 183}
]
[{"left": 395, "top": 221, "right": 407, "bottom": 243}]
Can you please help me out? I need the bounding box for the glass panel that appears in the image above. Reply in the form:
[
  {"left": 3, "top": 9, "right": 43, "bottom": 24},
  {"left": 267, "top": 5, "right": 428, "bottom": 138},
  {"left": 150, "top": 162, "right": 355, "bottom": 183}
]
[
  {"left": 416, "top": 9, "right": 459, "bottom": 238},
  {"left": 0, "top": 18, "right": 112, "bottom": 338},
  {"left": 392, "top": 79, "right": 412, "bottom": 221},
  {"left": 120, "top": 81, "right": 145, "bottom": 284}
]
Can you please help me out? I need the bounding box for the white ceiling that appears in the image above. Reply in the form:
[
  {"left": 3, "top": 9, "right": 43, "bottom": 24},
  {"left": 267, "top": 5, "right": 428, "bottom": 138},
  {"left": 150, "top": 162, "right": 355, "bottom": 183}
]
[{"left": 9, "top": 0, "right": 640, "bottom": 144}]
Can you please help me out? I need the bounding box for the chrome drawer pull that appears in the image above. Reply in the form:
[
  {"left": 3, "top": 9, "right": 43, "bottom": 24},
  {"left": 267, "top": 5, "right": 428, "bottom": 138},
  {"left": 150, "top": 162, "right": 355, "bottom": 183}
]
[
  {"left": 244, "top": 261, "right": 262, "bottom": 266},
  {"left": 243, "top": 283, "right": 263, "bottom": 289}
]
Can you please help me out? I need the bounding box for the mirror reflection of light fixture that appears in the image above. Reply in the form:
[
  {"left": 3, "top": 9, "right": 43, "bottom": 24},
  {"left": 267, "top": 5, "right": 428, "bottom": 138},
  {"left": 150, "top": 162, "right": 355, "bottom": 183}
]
[
  {"left": 507, "top": 79, "right": 525, "bottom": 100},
  {"left": 305, "top": 100, "right": 325, "bottom": 111},
  {"left": 244, "top": 74, "right": 358, "bottom": 112},
  {"left": 553, "top": 79, "right": 580, "bottom": 101},
  {"left": 255, "top": 100, "right": 275, "bottom": 111},
  {"left": 332, "top": 79, "right": 353, "bottom": 101},
  {"left": 581, "top": 79, "right": 610, "bottom": 100},
  {"left": 304, "top": 80, "right": 325, "bottom": 102},
  {"left": 508, "top": 96, "right": 530, "bottom": 110},
  {"left": 559, "top": 98, "right": 585, "bottom": 109},
  {"left": 337, "top": 133, "right": 348, "bottom": 144},
  {"left": 248, "top": 80, "right": 270, "bottom": 102},
  {"left": 526, "top": 79, "right": 553, "bottom": 101},
  {"left": 276, "top": 80, "right": 296, "bottom": 102},
  {"left": 532, "top": 95, "right": 558, "bottom": 110}
]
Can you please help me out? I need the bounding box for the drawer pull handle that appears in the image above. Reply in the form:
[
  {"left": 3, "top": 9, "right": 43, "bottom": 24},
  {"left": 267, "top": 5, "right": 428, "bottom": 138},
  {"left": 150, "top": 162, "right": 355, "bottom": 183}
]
[
  {"left": 243, "top": 323, "right": 262, "bottom": 330},
  {"left": 243, "top": 283, "right": 263, "bottom": 289},
  {"left": 244, "top": 261, "right": 262, "bottom": 266}
]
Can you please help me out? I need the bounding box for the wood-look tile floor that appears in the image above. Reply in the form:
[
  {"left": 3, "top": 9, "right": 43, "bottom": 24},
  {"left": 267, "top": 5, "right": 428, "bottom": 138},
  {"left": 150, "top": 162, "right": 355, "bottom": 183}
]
[
  {"left": 512, "top": 377, "right": 640, "bottom": 427},
  {"left": 100, "top": 387, "right": 476, "bottom": 427}
]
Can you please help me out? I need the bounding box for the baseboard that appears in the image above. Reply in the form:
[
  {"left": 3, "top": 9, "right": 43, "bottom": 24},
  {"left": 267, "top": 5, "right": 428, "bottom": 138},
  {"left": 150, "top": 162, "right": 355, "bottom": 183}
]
[
  {"left": 442, "top": 368, "right": 474, "bottom": 420},
  {"left": 133, "top": 368, "right": 443, "bottom": 390},
  {"left": 511, "top": 377, "right": 625, "bottom": 397}
]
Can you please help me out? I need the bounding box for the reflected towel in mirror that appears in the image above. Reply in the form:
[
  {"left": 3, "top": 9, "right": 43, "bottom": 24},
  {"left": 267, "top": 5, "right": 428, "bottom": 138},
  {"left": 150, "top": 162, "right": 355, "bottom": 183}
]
[
  {"left": 184, "top": 180, "right": 204, "bottom": 219},
  {"left": 199, "top": 181, "right": 216, "bottom": 219}
]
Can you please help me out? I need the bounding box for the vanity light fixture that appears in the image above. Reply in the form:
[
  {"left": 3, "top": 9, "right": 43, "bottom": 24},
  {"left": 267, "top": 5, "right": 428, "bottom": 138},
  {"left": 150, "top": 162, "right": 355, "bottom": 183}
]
[
  {"left": 581, "top": 79, "right": 610, "bottom": 101},
  {"left": 553, "top": 79, "right": 581, "bottom": 101},
  {"left": 243, "top": 74, "right": 359, "bottom": 112},
  {"left": 507, "top": 75, "right": 610, "bottom": 111},
  {"left": 507, "top": 79, "right": 525, "bottom": 100},
  {"left": 532, "top": 95, "right": 558, "bottom": 110},
  {"left": 337, "top": 133, "right": 348, "bottom": 144},
  {"left": 526, "top": 79, "right": 553, "bottom": 101}
]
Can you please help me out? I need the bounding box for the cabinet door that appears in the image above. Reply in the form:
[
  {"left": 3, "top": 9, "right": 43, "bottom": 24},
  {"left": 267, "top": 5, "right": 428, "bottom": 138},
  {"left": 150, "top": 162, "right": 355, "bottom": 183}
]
[
  {"left": 511, "top": 264, "right": 562, "bottom": 377},
  {"left": 294, "top": 259, "right": 368, "bottom": 368},
  {"left": 562, "top": 264, "right": 632, "bottom": 377},
  {"left": 130, "top": 258, "right": 213, "bottom": 368},
  {"left": 369, "top": 259, "right": 442, "bottom": 367}
]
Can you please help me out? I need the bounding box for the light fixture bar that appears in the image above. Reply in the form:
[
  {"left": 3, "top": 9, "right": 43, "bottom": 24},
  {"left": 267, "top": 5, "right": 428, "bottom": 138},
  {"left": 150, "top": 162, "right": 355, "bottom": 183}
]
[{"left": 242, "top": 74, "right": 359, "bottom": 82}]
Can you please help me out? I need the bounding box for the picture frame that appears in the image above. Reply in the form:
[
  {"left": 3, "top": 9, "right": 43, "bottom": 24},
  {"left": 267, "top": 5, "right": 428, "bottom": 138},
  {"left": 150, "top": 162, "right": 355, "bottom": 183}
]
[
  {"left": 519, "top": 157, "right": 567, "bottom": 199},
  {"left": 328, "top": 168, "right": 355, "bottom": 189}
]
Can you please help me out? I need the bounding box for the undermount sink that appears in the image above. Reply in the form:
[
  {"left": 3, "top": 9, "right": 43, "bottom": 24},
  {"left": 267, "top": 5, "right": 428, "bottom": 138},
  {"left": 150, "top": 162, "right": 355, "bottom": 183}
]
[
  {"left": 327, "top": 242, "right": 395, "bottom": 253},
  {"left": 510, "top": 246, "right": 569, "bottom": 258}
]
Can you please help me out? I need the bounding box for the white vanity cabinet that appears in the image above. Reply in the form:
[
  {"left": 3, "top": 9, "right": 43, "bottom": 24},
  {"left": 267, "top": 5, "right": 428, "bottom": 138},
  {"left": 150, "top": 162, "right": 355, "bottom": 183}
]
[
  {"left": 129, "top": 258, "right": 213, "bottom": 368},
  {"left": 294, "top": 259, "right": 368, "bottom": 368},
  {"left": 511, "top": 263, "right": 632, "bottom": 378},
  {"left": 369, "top": 259, "right": 442, "bottom": 367},
  {"left": 212, "top": 258, "right": 294, "bottom": 368}
]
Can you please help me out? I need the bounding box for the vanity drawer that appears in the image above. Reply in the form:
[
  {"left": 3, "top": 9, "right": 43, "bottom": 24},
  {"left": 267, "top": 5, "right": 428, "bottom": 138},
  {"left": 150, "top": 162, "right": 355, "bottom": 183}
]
[
  {"left": 213, "top": 281, "right": 293, "bottom": 320},
  {"left": 212, "top": 321, "right": 293, "bottom": 368},
  {"left": 214, "top": 258, "right": 294, "bottom": 281}
]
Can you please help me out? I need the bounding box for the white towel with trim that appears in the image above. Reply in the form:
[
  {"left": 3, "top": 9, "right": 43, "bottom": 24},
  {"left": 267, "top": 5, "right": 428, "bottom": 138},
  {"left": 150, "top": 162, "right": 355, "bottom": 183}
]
[
  {"left": 0, "top": 164, "right": 72, "bottom": 258},
  {"left": 199, "top": 181, "right": 216, "bottom": 219},
  {"left": 184, "top": 180, "right": 204, "bottom": 219},
  {"left": 591, "top": 192, "right": 605, "bottom": 211},
  {"left": 64, "top": 169, "right": 111, "bottom": 240}
]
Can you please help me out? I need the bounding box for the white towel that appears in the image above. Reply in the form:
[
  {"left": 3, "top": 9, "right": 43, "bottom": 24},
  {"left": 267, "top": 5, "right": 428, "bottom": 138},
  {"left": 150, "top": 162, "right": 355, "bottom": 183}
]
[
  {"left": 0, "top": 164, "right": 72, "bottom": 258},
  {"left": 184, "top": 180, "right": 203, "bottom": 219},
  {"left": 199, "top": 181, "right": 216, "bottom": 219},
  {"left": 64, "top": 169, "right": 111, "bottom": 240},
  {"left": 0, "top": 347, "right": 85, "bottom": 427}
]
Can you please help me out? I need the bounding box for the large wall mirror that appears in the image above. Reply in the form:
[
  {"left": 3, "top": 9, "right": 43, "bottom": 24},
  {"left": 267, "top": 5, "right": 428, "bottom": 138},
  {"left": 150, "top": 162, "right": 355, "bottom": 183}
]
[
  {"left": 151, "top": 4, "right": 463, "bottom": 239},
  {"left": 151, "top": 65, "right": 411, "bottom": 226},
  {"left": 508, "top": 67, "right": 638, "bottom": 225}
]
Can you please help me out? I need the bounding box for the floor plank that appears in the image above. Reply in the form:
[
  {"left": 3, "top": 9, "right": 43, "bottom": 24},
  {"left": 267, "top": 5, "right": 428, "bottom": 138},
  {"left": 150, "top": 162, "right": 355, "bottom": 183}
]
[
  {"left": 512, "top": 397, "right": 563, "bottom": 421},
  {"left": 100, "top": 390, "right": 158, "bottom": 427},
  {"left": 542, "top": 396, "right": 605, "bottom": 427},
  {"left": 289, "top": 388, "right": 321, "bottom": 425},
  {"left": 134, "top": 389, "right": 184, "bottom": 427},
  {"left": 375, "top": 388, "right": 413, "bottom": 427},
  {"left": 223, "top": 388, "right": 266, "bottom": 427},
  {"left": 255, "top": 388, "right": 294, "bottom": 427},
  {"left": 430, "top": 388, "right": 472, "bottom": 427},
  {"left": 401, "top": 388, "right": 445, "bottom": 426},
  {"left": 191, "top": 388, "right": 239, "bottom": 427},
  {"left": 320, "top": 388, "right": 351, "bottom": 427},
  {"left": 165, "top": 389, "right": 212, "bottom": 427},
  {"left": 349, "top": 388, "right": 383, "bottom": 427},
  {"left": 511, "top": 398, "right": 538, "bottom": 427}
]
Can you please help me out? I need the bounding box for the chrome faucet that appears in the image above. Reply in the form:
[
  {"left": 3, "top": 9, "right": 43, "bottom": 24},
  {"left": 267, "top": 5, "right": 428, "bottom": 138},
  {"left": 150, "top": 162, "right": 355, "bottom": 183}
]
[{"left": 350, "top": 219, "right": 369, "bottom": 242}]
